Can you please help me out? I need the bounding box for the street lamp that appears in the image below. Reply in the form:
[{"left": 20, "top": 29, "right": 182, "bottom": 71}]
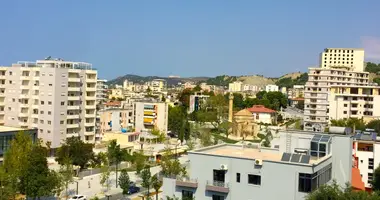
[{"left": 73, "top": 177, "right": 83, "bottom": 195}]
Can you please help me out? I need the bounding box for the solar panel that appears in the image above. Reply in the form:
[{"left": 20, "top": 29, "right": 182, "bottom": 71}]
[
  {"left": 311, "top": 134, "right": 322, "bottom": 142},
  {"left": 320, "top": 135, "right": 331, "bottom": 142},
  {"left": 300, "top": 155, "right": 311, "bottom": 164},
  {"left": 290, "top": 154, "right": 301, "bottom": 163},
  {"left": 281, "top": 153, "right": 291, "bottom": 162}
]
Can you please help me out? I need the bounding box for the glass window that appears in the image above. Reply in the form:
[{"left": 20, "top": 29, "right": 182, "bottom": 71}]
[
  {"left": 212, "top": 195, "right": 224, "bottom": 200},
  {"left": 182, "top": 190, "right": 193, "bottom": 199},
  {"left": 236, "top": 173, "right": 240, "bottom": 183},
  {"left": 299, "top": 173, "right": 312, "bottom": 193},
  {"left": 248, "top": 174, "right": 261, "bottom": 185}
]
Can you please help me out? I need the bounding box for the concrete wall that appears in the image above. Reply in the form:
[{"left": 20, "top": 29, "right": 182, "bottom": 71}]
[{"left": 331, "top": 135, "right": 352, "bottom": 188}]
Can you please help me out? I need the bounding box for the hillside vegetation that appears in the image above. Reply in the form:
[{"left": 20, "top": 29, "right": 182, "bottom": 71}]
[
  {"left": 275, "top": 72, "right": 308, "bottom": 88},
  {"left": 107, "top": 74, "right": 209, "bottom": 86}
]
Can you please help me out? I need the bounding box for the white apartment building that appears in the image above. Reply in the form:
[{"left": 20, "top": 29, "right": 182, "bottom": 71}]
[
  {"left": 146, "top": 79, "right": 166, "bottom": 92},
  {"left": 265, "top": 84, "right": 279, "bottom": 92},
  {"left": 304, "top": 48, "right": 367, "bottom": 132},
  {"left": 242, "top": 84, "right": 258, "bottom": 92},
  {"left": 134, "top": 100, "right": 168, "bottom": 134},
  {"left": 228, "top": 81, "right": 242, "bottom": 92},
  {"left": 353, "top": 130, "right": 380, "bottom": 191},
  {"left": 1, "top": 59, "right": 97, "bottom": 149},
  {"left": 96, "top": 79, "right": 108, "bottom": 104},
  {"left": 288, "top": 85, "right": 305, "bottom": 99}
]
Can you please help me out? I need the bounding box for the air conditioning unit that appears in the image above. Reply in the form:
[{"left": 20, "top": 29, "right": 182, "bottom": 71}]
[
  {"left": 220, "top": 164, "right": 228, "bottom": 170},
  {"left": 255, "top": 159, "right": 263, "bottom": 166}
]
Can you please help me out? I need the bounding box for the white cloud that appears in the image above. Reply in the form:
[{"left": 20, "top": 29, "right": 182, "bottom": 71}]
[{"left": 361, "top": 36, "right": 380, "bottom": 60}]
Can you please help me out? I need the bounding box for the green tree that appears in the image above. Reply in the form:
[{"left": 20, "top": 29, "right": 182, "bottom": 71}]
[
  {"left": 118, "top": 169, "right": 131, "bottom": 196},
  {"left": 372, "top": 164, "right": 380, "bottom": 191},
  {"left": 0, "top": 166, "right": 13, "bottom": 200},
  {"left": 218, "top": 121, "right": 233, "bottom": 138},
  {"left": 140, "top": 167, "right": 152, "bottom": 198},
  {"left": 168, "top": 106, "right": 186, "bottom": 136},
  {"left": 365, "top": 62, "right": 380, "bottom": 73},
  {"left": 23, "top": 143, "right": 61, "bottom": 199},
  {"left": 58, "top": 156, "right": 74, "bottom": 199},
  {"left": 151, "top": 174, "right": 162, "bottom": 200},
  {"left": 200, "top": 129, "right": 213, "bottom": 147},
  {"left": 373, "top": 77, "right": 380, "bottom": 86},
  {"left": 134, "top": 151, "right": 146, "bottom": 174},
  {"left": 56, "top": 137, "right": 94, "bottom": 169},
  {"left": 3, "top": 131, "right": 34, "bottom": 196},
  {"left": 100, "top": 163, "right": 111, "bottom": 192},
  {"left": 330, "top": 118, "right": 366, "bottom": 132},
  {"left": 366, "top": 119, "right": 380, "bottom": 134},
  {"left": 207, "top": 94, "right": 228, "bottom": 129},
  {"left": 160, "top": 148, "right": 187, "bottom": 178},
  {"left": 193, "top": 85, "right": 201, "bottom": 92},
  {"left": 108, "top": 140, "right": 129, "bottom": 188},
  {"left": 178, "top": 88, "right": 193, "bottom": 108}
]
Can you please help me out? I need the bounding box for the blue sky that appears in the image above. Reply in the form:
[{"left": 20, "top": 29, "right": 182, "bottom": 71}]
[{"left": 0, "top": 1, "right": 379, "bottom": 79}]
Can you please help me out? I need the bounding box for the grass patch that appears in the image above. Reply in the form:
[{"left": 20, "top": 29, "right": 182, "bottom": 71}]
[{"left": 212, "top": 133, "right": 238, "bottom": 144}]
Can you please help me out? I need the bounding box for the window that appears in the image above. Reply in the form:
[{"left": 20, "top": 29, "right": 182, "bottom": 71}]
[
  {"left": 47, "top": 130, "right": 51, "bottom": 134},
  {"left": 49, "top": 84, "right": 52, "bottom": 86},
  {"left": 39, "top": 129, "right": 43, "bottom": 133},
  {"left": 248, "top": 174, "right": 261, "bottom": 185},
  {"left": 299, "top": 173, "right": 312, "bottom": 192},
  {"left": 368, "top": 173, "right": 374, "bottom": 184},
  {"left": 369, "top": 158, "right": 374, "bottom": 170},
  {"left": 9, "top": 80, "right": 12, "bottom": 84},
  {"left": 40, "top": 111, "right": 44, "bottom": 114},
  {"left": 256, "top": 115, "right": 259, "bottom": 120},
  {"left": 344, "top": 104, "right": 347, "bottom": 107},
  {"left": 236, "top": 173, "right": 240, "bottom": 183},
  {"left": 182, "top": 190, "right": 193, "bottom": 199},
  {"left": 48, "top": 101, "right": 52, "bottom": 105},
  {"left": 9, "top": 71, "right": 12, "bottom": 75},
  {"left": 41, "top": 101, "right": 44, "bottom": 105},
  {"left": 61, "top": 101, "right": 65, "bottom": 106},
  {"left": 343, "top": 111, "right": 347, "bottom": 114},
  {"left": 60, "top": 120, "right": 64, "bottom": 124},
  {"left": 48, "top": 121, "right": 51, "bottom": 125},
  {"left": 344, "top": 97, "right": 348, "bottom": 101},
  {"left": 212, "top": 195, "right": 224, "bottom": 200},
  {"left": 40, "top": 120, "right": 44, "bottom": 124}
]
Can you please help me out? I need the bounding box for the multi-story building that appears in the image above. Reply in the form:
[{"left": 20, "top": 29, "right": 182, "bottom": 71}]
[
  {"left": 0, "top": 126, "right": 38, "bottom": 162},
  {"left": 134, "top": 100, "right": 168, "bottom": 133},
  {"left": 189, "top": 94, "right": 210, "bottom": 113},
  {"left": 304, "top": 48, "right": 367, "bottom": 132},
  {"left": 265, "top": 84, "right": 279, "bottom": 92},
  {"left": 96, "top": 79, "right": 108, "bottom": 104},
  {"left": 352, "top": 129, "right": 379, "bottom": 191},
  {"left": 1, "top": 59, "right": 97, "bottom": 149},
  {"left": 0, "top": 67, "right": 7, "bottom": 125},
  {"left": 329, "top": 85, "right": 380, "bottom": 122},
  {"left": 163, "top": 130, "right": 353, "bottom": 200},
  {"left": 109, "top": 88, "right": 124, "bottom": 100},
  {"left": 228, "top": 81, "right": 242, "bottom": 92},
  {"left": 288, "top": 85, "right": 305, "bottom": 99},
  {"left": 99, "top": 108, "right": 133, "bottom": 133},
  {"left": 146, "top": 79, "right": 167, "bottom": 92},
  {"left": 242, "top": 84, "right": 258, "bottom": 92}
]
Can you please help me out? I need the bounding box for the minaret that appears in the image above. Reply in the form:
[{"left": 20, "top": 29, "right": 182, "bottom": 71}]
[{"left": 228, "top": 93, "right": 234, "bottom": 122}]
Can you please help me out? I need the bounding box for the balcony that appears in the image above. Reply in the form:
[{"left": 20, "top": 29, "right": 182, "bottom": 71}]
[
  {"left": 32, "top": 104, "right": 39, "bottom": 109},
  {"left": 67, "top": 133, "right": 79, "bottom": 138},
  {"left": 85, "top": 113, "right": 96, "bottom": 118},
  {"left": 206, "top": 181, "right": 229, "bottom": 193},
  {"left": 19, "top": 121, "right": 28, "bottom": 126},
  {"left": 20, "top": 76, "right": 31, "bottom": 80},
  {"left": 68, "top": 78, "right": 81, "bottom": 82},
  {"left": 20, "top": 85, "right": 30, "bottom": 90},
  {"left": 67, "top": 114, "right": 80, "bottom": 119},
  {"left": 19, "top": 94, "right": 29, "bottom": 99},
  {"left": 20, "top": 103, "right": 29, "bottom": 108},
  {"left": 85, "top": 105, "right": 96, "bottom": 109},
  {"left": 33, "top": 76, "right": 39, "bottom": 81},
  {"left": 67, "top": 124, "right": 80, "bottom": 129},
  {"left": 86, "top": 87, "right": 96, "bottom": 92},
  {"left": 68, "top": 96, "right": 81, "bottom": 101},
  {"left": 85, "top": 96, "right": 96, "bottom": 100},
  {"left": 175, "top": 177, "right": 198, "bottom": 188},
  {"left": 84, "top": 122, "right": 95, "bottom": 127},
  {"left": 67, "top": 105, "right": 80, "bottom": 110},
  {"left": 68, "top": 87, "right": 81, "bottom": 92},
  {"left": 86, "top": 79, "right": 97, "bottom": 83},
  {"left": 0, "top": 111, "right": 5, "bottom": 115},
  {"left": 31, "top": 123, "right": 38, "bottom": 128},
  {"left": 31, "top": 114, "right": 38, "bottom": 119},
  {"left": 19, "top": 112, "right": 29, "bottom": 117},
  {"left": 84, "top": 131, "right": 95, "bottom": 136}
]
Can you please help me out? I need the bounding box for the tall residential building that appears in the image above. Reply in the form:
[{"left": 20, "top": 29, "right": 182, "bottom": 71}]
[
  {"left": 134, "top": 100, "right": 168, "bottom": 133},
  {"left": 99, "top": 108, "right": 133, "bottom": 133},
  {"left": 304, "top": 48, "right": 367, "bottom": 132},
  {"left": 146, "top": 79, "right": 167, "bottom": 92},
  {"left": 96, "top": 79, "right": 108, "bottom": 104},
  {"left": 189, "top": 94, "right": 210, "bottom": 113},
  {"left": 1, "top": 59, "right": 97, "bottom": 149},
  {"left": 163, "top": 130, "right": 353, "bottom": 200},
  {"left": 265, "top": 84, "right": 279, "bottom": 92},
  {"left": 288, "top": 85, "right": 305, "bottom": 99},
  {"left": 228, "top": 81, "right": 242, "bottom": 92},
  {"left": 0, "top": 67, "right": 7, "bottom": 125}
]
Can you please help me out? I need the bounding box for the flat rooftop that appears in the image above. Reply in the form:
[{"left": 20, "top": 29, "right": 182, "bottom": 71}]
[
  {"left": 191, "top": 144, "right": 321, "bottom": 165},
  {"left": 0, "top": 126, "right": 29, "bottom": 133}
]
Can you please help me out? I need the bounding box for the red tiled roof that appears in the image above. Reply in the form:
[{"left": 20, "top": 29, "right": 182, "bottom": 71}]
[
  {"left": 351, "top": 168, "right": 365, "bottom": 191},
  {"left": 247, "top": 105, "right": 275, "bottom": 113},
  {"left": 105, "top": 101, "right": 121, "bottom": 106}
]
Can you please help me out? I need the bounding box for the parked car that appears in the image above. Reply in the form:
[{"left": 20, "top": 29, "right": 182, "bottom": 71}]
[
  {"left": 127, "top": 186, "right": 140, "bottom": 194},
  {"left": 69, "top": 195, "right": 86, "bottom": 200}
]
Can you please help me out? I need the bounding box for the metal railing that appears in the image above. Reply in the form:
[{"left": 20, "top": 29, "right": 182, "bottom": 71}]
[{"left": 207, "top": 180, "right": 229, "bottom": 188}]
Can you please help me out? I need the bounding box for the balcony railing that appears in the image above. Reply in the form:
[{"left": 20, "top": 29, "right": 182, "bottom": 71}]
[
  {"left": 206, "top": 180, "right": 229, "bottom": 193},
  {"left": 175, "top": 177, "right": 198, "bottom": 188}
]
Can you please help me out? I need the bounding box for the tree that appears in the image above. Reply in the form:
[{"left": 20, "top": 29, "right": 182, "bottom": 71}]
[
  {"left": 365, "top": 62, "right": 380, "bottom": 73},
  {"left": 58, "top": 156, "right": 74, "bottom": 199},
  {"left": 134, "top": 151, "right": 146, "bottom": 174},
  {"left": 108, "top": 140, "right": 128, "bottom": 188},
  {"left": 100, "top": 163, "right": 111, "bottom": 192},
  {"left": 168, "top": 106, "right": 186, "bottom": 136},
  {"left": 373, "top": 164, "right": 380, "bottom": 191},
  {"left": 207, "top": 94, "right": 228, "bottom": 129},
  {"left": 0, "top": 166, "right": 13, "bottom": 200},
  {"left": 56, "top": 137, "right": 94, "bottom": 169},
  {"left": 366, "top": 119, "right": 380, "bottom": 134},
  {"left": 193, "top": 85, "right": 201, "bottom": 92},
  {"left": 151, "top": 174, "right": 162, "bottom": 200},
  {"left": 140, "top": 167, "right": 152, "bottom": 198},
  {"left": 23, "top": 143, "right": 61, "bottom": 199},
  {"left": 199, "top": 129, "right": 213, "bottom": 147},
  {"left": 218, "top": 121, "right": 233, "bottom": 138},
  {"left": 295, "top": 101, "right": 304, "bottom": 110},
  {"left": 118, "top": 169, "right": 131, "bottom": 196},
  {"left": 160, "top": 148, "right": 187, "bottom": 178},
  {"left": 330, "top": 118, "right": 366, "bottom": 132}
]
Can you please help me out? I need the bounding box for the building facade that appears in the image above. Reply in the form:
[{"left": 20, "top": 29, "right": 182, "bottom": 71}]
[
  {"left": 0, "top": 126, "right": 38, "bottom": 161},
  {"left": 246, "top": 105, "right": 276, "bottom": 124},
  {"left": 304, "top": 48, "right": 368, "bottom": 132},
  {"left": 96, "top": 79, "right": 108, "bottom": 104},
  {"left": 99, "top": 108, "right": 133, "bottom": 133},
  {"left": 265, "top": 84, "right": 279, "bottom": 92},
  {"left": 163, "top": 130, "right": 352, "bottom": 200},
  {"left": 134, "top": 101, "right": 168, "bottom": 134},
  {"left": 189, "top": 94, "right": 210, "bottom": 113},
  {"left": 1, "top": 59, "right": 97, "bottom": 148},
  {"left": 228, "top": 81, "right": 242, "bottom": 92}
]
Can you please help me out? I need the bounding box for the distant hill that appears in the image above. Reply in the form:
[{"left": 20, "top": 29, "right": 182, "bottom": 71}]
[
  {"left": 107, "top": 74, "right": 210, "bottom": 86},
  {"left": 107, "top": 72, "right": 308, "bottom": 88}
]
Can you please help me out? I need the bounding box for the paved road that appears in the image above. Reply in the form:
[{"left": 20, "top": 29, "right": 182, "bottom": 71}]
[{"left": 65, "top": 155, "right": 189, "bottom": 199}]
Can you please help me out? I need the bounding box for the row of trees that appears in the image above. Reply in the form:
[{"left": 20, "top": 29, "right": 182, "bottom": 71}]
[{"left": 330, "top": 118, "right": 380, "bottom": 134}]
